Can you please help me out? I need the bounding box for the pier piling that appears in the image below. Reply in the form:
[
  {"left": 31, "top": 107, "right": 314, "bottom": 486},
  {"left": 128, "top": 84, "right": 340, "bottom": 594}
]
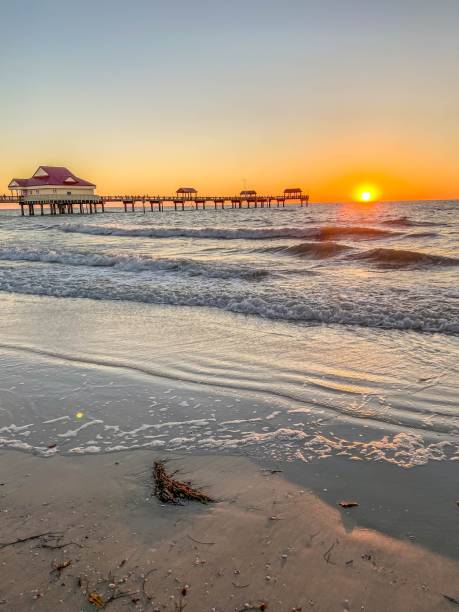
[{"left": 9, "top": 192, "right": 309, "bottom": 216}]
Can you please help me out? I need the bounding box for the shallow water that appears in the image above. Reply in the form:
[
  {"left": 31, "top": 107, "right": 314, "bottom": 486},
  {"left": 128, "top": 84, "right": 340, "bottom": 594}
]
[{"left": 0, "top": 201, "right": 457, "bottom": 466}]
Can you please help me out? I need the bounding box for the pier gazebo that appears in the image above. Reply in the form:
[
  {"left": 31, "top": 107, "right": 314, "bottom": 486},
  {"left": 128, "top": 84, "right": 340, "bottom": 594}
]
[
  {"left": 176, "top": 187, "right": 197, "bottom": 200},
  {"left": 284, "top": 187, "right": 302, "bottom": 199}
]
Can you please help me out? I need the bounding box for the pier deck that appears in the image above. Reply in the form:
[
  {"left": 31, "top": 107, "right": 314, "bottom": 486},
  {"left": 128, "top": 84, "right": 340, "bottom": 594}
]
[{"left": 1, "top": 194, "right": 309, "bottom": 216}]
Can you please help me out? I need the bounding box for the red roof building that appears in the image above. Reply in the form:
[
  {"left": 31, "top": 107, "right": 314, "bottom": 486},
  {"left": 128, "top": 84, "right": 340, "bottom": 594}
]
[{"left": 9, "top": 166, "right": 97, "bottom": 201}]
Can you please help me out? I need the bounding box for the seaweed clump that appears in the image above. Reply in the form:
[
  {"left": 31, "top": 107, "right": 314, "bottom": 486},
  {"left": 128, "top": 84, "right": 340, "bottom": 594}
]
[{"left": 153, "top": 461, "right": 214, "bottom": 505}]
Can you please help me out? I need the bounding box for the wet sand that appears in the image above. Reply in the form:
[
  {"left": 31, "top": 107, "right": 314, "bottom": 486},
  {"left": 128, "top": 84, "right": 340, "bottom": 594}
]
[{"left": 1, "top": 449, "right": 458, "bottom": 611}]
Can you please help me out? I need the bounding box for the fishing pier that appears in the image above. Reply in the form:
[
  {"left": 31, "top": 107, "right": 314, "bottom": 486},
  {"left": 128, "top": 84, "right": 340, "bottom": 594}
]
[
  {"left": 5, "top": 166, "right": 309, "bottom": 216},
  {"left": 4, "top": 192, "right": 309, "bottom": 217}
]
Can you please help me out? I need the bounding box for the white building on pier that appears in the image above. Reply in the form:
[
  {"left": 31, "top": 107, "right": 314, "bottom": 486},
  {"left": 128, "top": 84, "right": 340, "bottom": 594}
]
[{"left": 8, "top": 166, "right": 99, "bottom": 202}]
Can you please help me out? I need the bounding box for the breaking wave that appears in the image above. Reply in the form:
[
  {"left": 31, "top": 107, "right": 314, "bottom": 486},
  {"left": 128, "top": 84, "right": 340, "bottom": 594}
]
[
  {"left": 0, "top": 247, "right": 268, "bottom": 280},
  {"left": 59, "top": 223, "right": 398, "bottom": 241},
  {"left": 0, "top": 264, "right": 457, "bottom": 334},
  {"left": 407, "top": 231, "right": 439, "bottom": 239},
  {"left": 315, "top": 226, "right": 397, "bottom": 240},
  {"left": 350, "top": 247, "right": 459, "bottom": 268},
  {"left": 382, "top": 216, "right": 444, "bottom": 228},
  {"left": 262, "top": 241, "right": 353, "bottom": 259}
]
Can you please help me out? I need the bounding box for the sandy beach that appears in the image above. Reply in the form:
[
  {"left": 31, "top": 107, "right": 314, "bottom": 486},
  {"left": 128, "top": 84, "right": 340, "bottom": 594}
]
[{"left": 1, "top": 449, "right": 458, "bottom": 611}]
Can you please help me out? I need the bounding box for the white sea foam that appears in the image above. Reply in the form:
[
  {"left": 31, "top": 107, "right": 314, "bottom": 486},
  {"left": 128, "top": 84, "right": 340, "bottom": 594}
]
[
  {"left": 302, "top": 432, "right": 454, "bottom": 468},
  {"left": 69, "top": 445, "right": 101, "bottom": 454},
  {"left": 43, "top": 416, "right": 70, "bottom": 424},
  {"left": 59, "top": 223, "right": 398, "bottom": 241},
  {"left": 57, "top": 419, "right": 104, "bottom": 438},
  {"left": 0, "top": 246, "right": 267, "bottom": 280},
  {"left": 0, "top": 258, "right": 457, "bottom": 334},
  {"left": 0, "top": 423, "right": 33, "bottom": 434}
]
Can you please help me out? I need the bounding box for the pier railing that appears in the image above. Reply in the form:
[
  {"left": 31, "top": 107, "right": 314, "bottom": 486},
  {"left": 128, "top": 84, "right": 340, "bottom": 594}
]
[{"left": 7, "top": 193, "right": 310, "bottom": 216}]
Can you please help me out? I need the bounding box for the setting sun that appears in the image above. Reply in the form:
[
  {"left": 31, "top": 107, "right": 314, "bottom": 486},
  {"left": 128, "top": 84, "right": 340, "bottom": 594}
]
[
  {"left": 360, "top": 191, "right": 372, "bottom": 202},
  {"left": 352, "top": 183, "right": 380, "bottom": 203}
]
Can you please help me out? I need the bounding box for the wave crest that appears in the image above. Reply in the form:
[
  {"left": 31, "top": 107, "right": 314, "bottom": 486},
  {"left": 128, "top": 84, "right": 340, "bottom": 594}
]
[
  {"left": 350, "top": 247, "right": 459, "bottom": 268},
  {"left": 263, "top": 241, "right": 353, "bottom": 259},
  {"left": 0, "top": 247, "right": 268, "bottom": 280},
  {"left": 59, "top": 223, "right": 398, "bottom": 241},
  {"left": 382, "top": 216, "right": 443, "bottom": 228}
]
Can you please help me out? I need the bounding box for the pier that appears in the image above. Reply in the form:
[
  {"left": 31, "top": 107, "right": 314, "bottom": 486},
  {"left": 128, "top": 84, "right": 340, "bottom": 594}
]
[
  {"left": 4, "top": 168, "right": 309, "bottom": 216},
  {"left": 3, "top": 192, "right": 309, "bottom": 216}
]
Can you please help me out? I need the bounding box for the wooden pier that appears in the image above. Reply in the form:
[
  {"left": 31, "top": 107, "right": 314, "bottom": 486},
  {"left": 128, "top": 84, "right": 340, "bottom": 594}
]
[{"left": 3, "top": 193, "right": 310, "bottom": 216}]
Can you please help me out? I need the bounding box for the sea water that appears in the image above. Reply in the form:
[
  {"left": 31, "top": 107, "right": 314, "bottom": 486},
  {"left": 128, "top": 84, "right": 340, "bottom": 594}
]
[{"left": 0, "top": 201, "right": 457, "bottom": 468}]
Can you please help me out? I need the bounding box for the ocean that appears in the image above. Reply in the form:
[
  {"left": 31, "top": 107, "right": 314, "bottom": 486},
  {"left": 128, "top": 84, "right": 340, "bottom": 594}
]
[{"left": 0, "top": 201, "right": 458, "bottom": 469}]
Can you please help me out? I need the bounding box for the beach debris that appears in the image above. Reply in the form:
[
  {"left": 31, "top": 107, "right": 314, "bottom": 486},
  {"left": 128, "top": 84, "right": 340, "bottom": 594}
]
[
  {"left": 47, "top": 443, "right": 57, "bottom": 449},
  {"left": 153, "top": 461, "right": 214, "bottom": 504},
  {"left": 140, "top": 568, "right": 157, "bottom": 602},
  {"left": 239, "top": 603, "right": 268, "bottom": 611},
  {"left": 172, "top": 584, "right": 189, "bottom": 611},
  {"left": 87, "top": 587, "right": 140, "bottom": 609},
  {"left": 88, "top": 591, "right": 105, "bottom": 608},
  {"left": 456, "top": 501, "right": 459, "bottom": 507},
  {"left": 32, "top": 591, "right": 44, "bottom": 600},
  {"left": 51, "top": 559, "right": 72, "bottom": 577},
  {"left": 193, "top": 556, "right": 207, "bottom": 565},
  {"left": 0, "top": 531, "right": 63, "bottom": 550},
  {"left": 323, "top": 541, "right": 337, "bottom": 564},
  {"left": 38, "top": 535, "right": 83, "bottom": 550},
  {"left": 187, "top": 534, "right": 215, "bottom": 545},
  {"left": 339, "top": 500, "right": 359, "bottom": 508},
  {"left": 444, "top": 594, "right": 459, "bottom": 605}
]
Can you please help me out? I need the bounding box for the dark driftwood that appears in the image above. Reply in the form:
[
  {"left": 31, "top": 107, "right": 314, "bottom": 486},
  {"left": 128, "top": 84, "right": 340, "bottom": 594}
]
[
  {"left": 0, "top": 532, "right": 63, "bottom": 550},
  {"left": 153, "top": 461, "right": 213, "bottom": 505}
]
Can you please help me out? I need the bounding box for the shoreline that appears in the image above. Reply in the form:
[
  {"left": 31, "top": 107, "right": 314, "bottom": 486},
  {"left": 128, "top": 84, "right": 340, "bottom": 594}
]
[{"left": 1, "top": 449, "right": 458, "bottom": 611}]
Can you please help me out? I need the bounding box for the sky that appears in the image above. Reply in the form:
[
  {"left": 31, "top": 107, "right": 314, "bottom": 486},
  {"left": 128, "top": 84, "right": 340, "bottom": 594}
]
[{"left": 1, "top": 0, "right": 458, "bottom": 201}]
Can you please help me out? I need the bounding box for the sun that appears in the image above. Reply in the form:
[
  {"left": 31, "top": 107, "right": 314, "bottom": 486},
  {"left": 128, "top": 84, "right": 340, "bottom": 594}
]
[
  {"left": 352, "top": 184, "right": 380, "bottom": 203},
  {"left": 360, "top": 191, "right": 372, "bottom": 202}
]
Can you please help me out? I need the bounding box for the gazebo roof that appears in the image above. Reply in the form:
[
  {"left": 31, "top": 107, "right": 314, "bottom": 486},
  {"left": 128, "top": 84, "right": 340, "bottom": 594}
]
[
  {"left": 176, "top": 187, "right": 197, "bottom": 193},
  {"left": 284, "top": 187, "right": 302, "bottom": 193}
]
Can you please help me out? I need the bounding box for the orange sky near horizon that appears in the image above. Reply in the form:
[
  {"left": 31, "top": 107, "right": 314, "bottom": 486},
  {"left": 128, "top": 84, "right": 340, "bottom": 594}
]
[
  {"left": 1, "top": 1, "right": 458, "bottom": 203},
  {"left": 4, "top": 133, "right": 456, "bottom": 203}
]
